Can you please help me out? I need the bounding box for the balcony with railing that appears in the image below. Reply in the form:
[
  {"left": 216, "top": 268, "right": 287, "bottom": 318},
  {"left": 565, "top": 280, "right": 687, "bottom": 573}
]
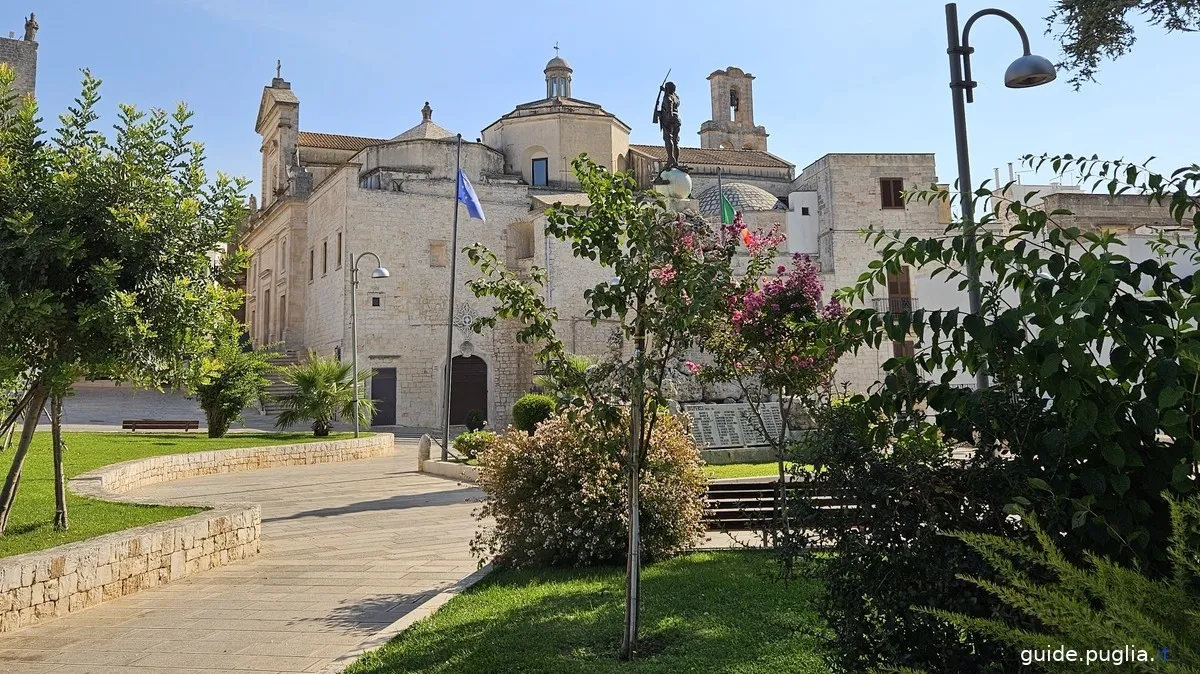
[{"left": 872, "top": 297, "right": 920, "bottom": 313}]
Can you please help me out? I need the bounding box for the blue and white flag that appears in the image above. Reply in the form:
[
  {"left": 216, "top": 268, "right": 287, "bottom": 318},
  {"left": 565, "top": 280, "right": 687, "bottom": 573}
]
[{"left": 456, "top": 169, "right": 486, "bottom": 222}]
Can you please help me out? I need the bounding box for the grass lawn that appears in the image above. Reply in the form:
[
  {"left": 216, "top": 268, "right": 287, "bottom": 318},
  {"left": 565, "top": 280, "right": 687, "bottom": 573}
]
[
  {"left": 705, "top": 461, "right": 811, "bottom": 480},
  {"left": 345, "top": 550, "right": 829, "bottom": 673},
  {"left": 0, "top": 431, "right": 358, "bottom": 558}
]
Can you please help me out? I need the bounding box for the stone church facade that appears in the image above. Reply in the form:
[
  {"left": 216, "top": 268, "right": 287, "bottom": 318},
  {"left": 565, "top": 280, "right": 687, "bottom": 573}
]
[{"left": 240, "top": 55, "right": 952, "bottom": 429}]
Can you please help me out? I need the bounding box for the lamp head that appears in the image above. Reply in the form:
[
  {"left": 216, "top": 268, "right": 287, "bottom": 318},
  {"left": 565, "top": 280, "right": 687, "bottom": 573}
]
[
  {"left": 1004, "top": 54, "right": 1056, "bottom": 88},
  {"left": 371, "top": 267, "right": 390, "bottom": 279}
]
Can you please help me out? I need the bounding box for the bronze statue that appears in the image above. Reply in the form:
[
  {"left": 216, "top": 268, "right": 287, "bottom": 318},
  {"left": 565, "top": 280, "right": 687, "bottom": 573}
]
[
  {"left": 654, "top": 81, "right": 681, "bottom": 169},
  {"left": 23, "top": 13, "right": 37, "bottom": 42}
]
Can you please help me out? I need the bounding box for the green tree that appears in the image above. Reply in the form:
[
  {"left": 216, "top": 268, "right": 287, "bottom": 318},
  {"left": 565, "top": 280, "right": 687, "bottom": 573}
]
[
  {"left": 465, "top": 156, "right": 747, "bottom": 660},
  {"left": 1049, "top": 0, "right": 1200, "bottom": 87},
  {"left": 192, "top": 330, "right": 277, "bottom": 438},
  {"left": 836, "top": 153, "right": 1200, "bottom": 575},
  {"left": 0, "top": 66, "right": 247, "bottom": 534},
  {"left": 273, "top": 351, "right": 374, "bottom": 437}
]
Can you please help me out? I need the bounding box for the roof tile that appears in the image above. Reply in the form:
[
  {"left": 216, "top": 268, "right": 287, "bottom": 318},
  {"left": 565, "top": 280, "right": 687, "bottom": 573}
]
[
  {"left": 297, "top": 131, "right": 385, "bottom": 152},
  {"left": 629, "top": 144, "right": 792, "bottom": 169}
]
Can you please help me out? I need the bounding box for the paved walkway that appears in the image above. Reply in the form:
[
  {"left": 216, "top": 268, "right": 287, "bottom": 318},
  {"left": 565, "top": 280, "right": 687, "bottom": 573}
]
[{"left": 0, "top": 442, "right": 483, "bottom": 673}]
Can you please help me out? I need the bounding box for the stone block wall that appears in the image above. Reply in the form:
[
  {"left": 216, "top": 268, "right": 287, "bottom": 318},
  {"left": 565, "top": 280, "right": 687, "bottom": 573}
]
[
  {"left": 0, "top": 434, "right": 394, "bottom": 632},
  {"left": 0, "top": 35, "right": 36, "bottom": 98},
  {"left": 0, "top": 506, "right": 258, "bottom": 632}
]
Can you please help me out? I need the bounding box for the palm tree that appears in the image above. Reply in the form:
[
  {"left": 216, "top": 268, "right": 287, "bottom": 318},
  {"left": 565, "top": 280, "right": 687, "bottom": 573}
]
[
  {"left": 273, "top": 351, "right": 375, "bottom": 437},
  {"left": 532, "top": 353, "right": 592, "bottom": 405}
]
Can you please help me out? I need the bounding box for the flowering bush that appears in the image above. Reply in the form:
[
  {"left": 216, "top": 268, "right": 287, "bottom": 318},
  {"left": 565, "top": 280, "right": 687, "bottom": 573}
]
[
  {"left": 472, "top": 409, "right": 707, "bottom": 568},
  {"left": 452, "top": 430, "right": 495, "bottom": 462}
]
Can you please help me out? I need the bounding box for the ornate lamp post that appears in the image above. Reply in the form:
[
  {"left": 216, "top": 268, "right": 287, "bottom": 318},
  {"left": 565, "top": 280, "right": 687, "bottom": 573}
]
[
  {"left": 945, "top": 3, "right": 1056, "bottom": 390},
  {"left": 349, "top": 251, "right": 390, "bottom": 438}
]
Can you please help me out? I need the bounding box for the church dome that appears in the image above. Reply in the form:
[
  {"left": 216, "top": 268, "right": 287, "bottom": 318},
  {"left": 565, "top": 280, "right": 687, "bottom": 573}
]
[
  {"left": 697, "top": 182, "right": 784, "bottom": 214},
  {"left": 545, "top": 56, "right": 572, "bottom": 72}
]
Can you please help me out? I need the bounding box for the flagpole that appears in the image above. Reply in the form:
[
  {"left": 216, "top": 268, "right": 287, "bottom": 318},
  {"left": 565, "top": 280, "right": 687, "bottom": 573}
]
[{"left": 441, "top": 134, "right": 463, "bottom": 461}]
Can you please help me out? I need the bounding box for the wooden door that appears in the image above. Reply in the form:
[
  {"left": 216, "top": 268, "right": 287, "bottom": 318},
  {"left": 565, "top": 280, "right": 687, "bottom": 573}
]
[
  {"left": 449, "top": 356, "right": 488, "bottom": 425},
  {"left": 371, "top": 368, "right": 397, "bottom": 426}
]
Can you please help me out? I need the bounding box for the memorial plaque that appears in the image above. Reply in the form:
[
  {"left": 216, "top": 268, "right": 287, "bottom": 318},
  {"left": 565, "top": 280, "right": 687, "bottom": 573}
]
[{"left": 683, "top": 402, "right": 785, "bottom": 449}]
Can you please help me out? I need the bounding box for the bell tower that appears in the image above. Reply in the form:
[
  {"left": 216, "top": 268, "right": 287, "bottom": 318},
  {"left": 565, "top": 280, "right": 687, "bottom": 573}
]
[{"left": 699, "top": 67, "right": 768, "bottom": 151}]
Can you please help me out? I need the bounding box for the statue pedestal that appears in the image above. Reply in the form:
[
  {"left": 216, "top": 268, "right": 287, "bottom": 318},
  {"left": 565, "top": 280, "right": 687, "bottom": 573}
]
[{"left": 665, "top": 197, "right": 699, "bottom": 214}]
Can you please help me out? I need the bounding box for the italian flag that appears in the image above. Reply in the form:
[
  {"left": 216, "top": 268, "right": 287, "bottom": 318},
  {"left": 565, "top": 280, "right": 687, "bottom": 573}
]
[{"left": 720, "top": 191, "right": 735, "bottom": 225}]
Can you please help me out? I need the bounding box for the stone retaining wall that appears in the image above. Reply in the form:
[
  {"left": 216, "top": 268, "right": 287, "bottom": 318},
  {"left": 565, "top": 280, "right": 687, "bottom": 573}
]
[{"left": 0, "top": 433, "right": 394, "bottom": 632}]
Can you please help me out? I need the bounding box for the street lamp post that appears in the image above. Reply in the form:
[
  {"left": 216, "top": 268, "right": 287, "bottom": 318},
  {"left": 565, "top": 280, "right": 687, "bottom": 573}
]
[
  {"left": 350, "top": 251, "right": 390, "bottom": 438},
  {"left": 945, "top": 2, "right": 1056, "bottom": 391}
]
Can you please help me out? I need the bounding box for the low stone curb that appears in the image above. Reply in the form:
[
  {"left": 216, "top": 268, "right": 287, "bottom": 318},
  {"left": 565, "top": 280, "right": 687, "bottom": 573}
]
[
  {"left": 0, "top": 433, "right": 395, "bottom": 633},
  {"left": 416, "top": 434, "right": 480, "bottom": 483},
  {"left": 319, "top": 563, "right": 494, "bottom": 674},
  {"left": 420, "top": 459, "right": 479, "bottom": 483}
]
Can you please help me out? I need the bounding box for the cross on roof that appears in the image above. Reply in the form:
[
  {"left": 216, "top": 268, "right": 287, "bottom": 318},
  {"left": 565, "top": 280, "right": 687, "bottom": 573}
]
[
  {"left": 554, "top": 42, "right": 559, "bottom": 57},
  {"left": 275, "top": 59, "right": 281, "bottom": 78}
]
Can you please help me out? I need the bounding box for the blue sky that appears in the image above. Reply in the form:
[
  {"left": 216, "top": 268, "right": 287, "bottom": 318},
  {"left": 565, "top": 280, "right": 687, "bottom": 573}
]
[{"left": 12, "top": 0, "right": 1198, "bottom": 191}]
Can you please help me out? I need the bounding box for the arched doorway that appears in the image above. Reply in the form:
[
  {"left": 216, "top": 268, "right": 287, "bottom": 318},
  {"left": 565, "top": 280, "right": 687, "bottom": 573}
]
[{"left": 449, "top": 355, "right": 488, "bottom": 424}]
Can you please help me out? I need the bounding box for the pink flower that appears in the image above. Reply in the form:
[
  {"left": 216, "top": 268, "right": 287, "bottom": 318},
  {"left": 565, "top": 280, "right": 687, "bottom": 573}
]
[
  {"left": 777, "top": 265, "right": 787, "bottom": 274},
  {"left": 684, "top": 361, "right": 702, "bottom": 374}
]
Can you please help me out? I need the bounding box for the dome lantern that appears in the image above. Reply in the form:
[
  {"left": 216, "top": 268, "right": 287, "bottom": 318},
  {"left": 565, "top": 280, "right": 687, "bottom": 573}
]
[{"left": 544, "top": 43, "right": 572, "bottom": 98}]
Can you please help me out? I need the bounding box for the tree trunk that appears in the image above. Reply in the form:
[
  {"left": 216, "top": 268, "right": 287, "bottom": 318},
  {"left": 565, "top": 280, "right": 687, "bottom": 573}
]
[
  {"left": 207, "top": 410, "right": 229, "bottom": 439},
  {"left": 1, "top": 387, "right": 35, "bottom": 452},
  {"left": 0, "top": 384, "right": 48, "bottom": 534},
  {"left": 620, "top": 303, "right": 646, "bottom": 662},
  {"left": 51, "top": 393, "right": 68, "bottom": 531}
]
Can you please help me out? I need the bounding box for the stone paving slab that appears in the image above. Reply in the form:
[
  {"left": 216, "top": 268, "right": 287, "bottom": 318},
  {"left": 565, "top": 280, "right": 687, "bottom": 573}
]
[{"left": 0, "top": 441, "right": 483, "bottom": 673}]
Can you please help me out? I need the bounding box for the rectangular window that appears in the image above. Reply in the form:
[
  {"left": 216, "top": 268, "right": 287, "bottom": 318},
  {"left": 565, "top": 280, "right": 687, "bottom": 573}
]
[
  {"left": 280, "top": 238, "right": 286, "bottom": 271},
  {"left": 309, "top": 249, "right": 314, "bottom": 281},
  {"left": 893, "top": 340, "right": 916, "bottom": 359},
  {"left": 880, "top": 178, "right": 905, "bottom": 209},
  {"left": 371, "top": 296, "right": 381, "bottom": 307},
  {"left": 531, "top": 158, "right": 548, "bottom": 187},
  {"left": 336, "top": 232, "right": 343, "bottom": 269},
  {"left": 887, "top": 266, "right": 912, "bottom": 298},
  {"left": 263, "top": 290, "right": 271, "bottom": 343},
  {"left": 801, "top": 206, "right": 810, "bottom": 216},
  {"left": 279, "top": 294, "right": 286, "bottom": 338},
  {"left": 884, "top": 266, "right": 913, "bottom": 313},
  {"left": 322, "top": 241, "right": 328, "bottom": 275}
]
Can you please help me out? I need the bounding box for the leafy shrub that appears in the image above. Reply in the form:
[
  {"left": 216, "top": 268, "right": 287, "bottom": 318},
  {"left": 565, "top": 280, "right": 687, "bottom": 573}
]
[
  {"left": 453, "top": 430, "right": 495, "bottom": 462},
  {"left": 465, "top": 409, "right": 486, "bottom": 432},
  {"left": 925, "top": 495, "right": 1200, "bottom": 674},
  {"left": 473, "top": 409, "right": 707, "bottom": 567},
  {"left": 795, "top": 397, "right": 1025, "bottom": 672},
  {"left": 511, "top": 393, "right": 555, "bottom": 434},
  {"left": 193, "top": 335, "right": 276, "bottom": 438}
]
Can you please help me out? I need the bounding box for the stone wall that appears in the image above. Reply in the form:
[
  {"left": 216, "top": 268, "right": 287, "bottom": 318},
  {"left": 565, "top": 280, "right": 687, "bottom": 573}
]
[
  {"left": 794, "top": 153, "right": 945, "bottom": 392},
  {"left": 0, "top": 506, "right": 258, "bottom": 633},
  {"left": 0, "top": 434, "right": 394, "bottom": 633},
  {"left": 0, "top": 35, "right": 37, "bottom": 98}
]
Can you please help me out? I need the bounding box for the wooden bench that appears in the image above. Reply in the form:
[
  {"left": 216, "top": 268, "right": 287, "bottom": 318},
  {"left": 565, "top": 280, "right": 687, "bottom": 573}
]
[
  {"left": 704, "top": 478, "right": 861, "bottom": 531},
  {"left": 121, "top": 419, "right": 200, "bottom": 432}
]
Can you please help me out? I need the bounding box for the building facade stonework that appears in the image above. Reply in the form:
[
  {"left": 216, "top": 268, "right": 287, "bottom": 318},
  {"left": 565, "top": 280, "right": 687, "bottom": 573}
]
[
  {"left": 0, "top": 13, "right": 38, "bottom": 99},
  {"left": 238, "top": 56, "right": 976, "bottom": 428}
]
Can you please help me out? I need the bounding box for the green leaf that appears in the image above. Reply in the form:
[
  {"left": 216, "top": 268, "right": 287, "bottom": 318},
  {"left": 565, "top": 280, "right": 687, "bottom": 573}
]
[
  {"left": 1028, "top": 477, "right": 1052, "bottom": 494},
  {"left": 1071, "top": 509, "right": 1088, "bottom": 529},
  {"left": 1100, "top": 443, "right": 1125, "bottom": 469},
  {"left": 1158, "top": 387, "right": 1185, "bottom": 410}
]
